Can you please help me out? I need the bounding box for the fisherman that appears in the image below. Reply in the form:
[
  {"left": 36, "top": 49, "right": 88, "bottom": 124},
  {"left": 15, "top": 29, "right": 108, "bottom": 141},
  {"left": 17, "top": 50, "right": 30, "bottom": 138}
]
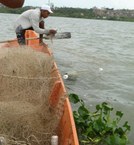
[
  {"left": 14, "top": 5, "right": 57, "bottom": 45},
  {"left": 0, "top": 0, "right": 24, "bottom": 8}
]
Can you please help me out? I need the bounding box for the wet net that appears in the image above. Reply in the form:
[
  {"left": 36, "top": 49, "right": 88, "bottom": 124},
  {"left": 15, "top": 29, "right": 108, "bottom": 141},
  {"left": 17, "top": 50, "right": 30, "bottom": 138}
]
[{"left": 0, "top": 47, "right": 66, "bottom": 145}]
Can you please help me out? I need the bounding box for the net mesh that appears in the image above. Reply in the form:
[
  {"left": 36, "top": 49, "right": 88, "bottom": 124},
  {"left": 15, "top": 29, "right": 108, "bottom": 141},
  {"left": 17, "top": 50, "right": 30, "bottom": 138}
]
[{"left": 0, "top": 47, "right": 66, "bottom": 145}]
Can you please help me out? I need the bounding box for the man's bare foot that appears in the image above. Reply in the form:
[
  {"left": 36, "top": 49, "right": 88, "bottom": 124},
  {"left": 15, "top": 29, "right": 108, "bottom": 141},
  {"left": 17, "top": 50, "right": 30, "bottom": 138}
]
[{"left": 39, "top": 42, "right": 48, "bottom": 47}]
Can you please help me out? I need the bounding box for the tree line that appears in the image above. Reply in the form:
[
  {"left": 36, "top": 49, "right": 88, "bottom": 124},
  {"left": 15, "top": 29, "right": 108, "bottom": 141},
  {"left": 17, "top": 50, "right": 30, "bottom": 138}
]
[
  {"left": 0, "top": 6, "right": 134, "bottom": 22},
  {"left": 0, "top": 6, "right": 95, "bottom": 18}
]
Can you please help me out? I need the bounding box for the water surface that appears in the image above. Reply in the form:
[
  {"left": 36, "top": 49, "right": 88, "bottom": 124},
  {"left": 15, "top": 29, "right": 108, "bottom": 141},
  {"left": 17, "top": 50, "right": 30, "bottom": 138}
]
[{"left": 0, "top": 13, "right": 134, "bottom": 144}]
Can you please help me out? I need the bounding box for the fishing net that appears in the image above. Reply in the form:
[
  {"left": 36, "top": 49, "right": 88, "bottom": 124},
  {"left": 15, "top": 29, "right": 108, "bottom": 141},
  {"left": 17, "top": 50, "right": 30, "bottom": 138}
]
[{"left": 0, "top": 47, "right": 66, "bottom": 145}]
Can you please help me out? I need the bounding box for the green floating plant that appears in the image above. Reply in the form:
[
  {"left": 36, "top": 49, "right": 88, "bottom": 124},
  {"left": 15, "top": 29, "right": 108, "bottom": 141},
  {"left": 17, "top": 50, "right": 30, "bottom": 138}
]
[{"left": 69, "top": 93, "right": 131, "bottom": 145}]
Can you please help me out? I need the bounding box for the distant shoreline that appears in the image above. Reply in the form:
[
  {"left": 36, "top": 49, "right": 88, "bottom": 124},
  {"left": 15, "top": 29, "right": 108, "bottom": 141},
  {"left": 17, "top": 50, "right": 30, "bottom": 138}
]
[{"left": 0, "top": 6, "right": 134, "bottom": 22}]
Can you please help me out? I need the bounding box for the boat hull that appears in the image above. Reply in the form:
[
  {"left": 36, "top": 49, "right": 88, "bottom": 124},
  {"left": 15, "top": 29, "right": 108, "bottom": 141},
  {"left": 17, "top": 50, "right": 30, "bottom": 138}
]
[{"left": 0, "top": 30, "right": 79, "bottom": 145}]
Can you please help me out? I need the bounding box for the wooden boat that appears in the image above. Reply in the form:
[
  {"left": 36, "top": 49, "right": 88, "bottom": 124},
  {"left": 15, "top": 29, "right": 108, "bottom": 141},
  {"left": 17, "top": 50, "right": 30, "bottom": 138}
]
[{"left": 0, "top": 30, "right": 79, "bottom": 145}]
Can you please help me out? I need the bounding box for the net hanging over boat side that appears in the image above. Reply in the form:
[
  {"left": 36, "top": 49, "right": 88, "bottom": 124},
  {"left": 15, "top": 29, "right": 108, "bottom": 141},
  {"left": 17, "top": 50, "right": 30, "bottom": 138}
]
[{"left": 0, "top": 47, "right": 67, "bottom": 145}]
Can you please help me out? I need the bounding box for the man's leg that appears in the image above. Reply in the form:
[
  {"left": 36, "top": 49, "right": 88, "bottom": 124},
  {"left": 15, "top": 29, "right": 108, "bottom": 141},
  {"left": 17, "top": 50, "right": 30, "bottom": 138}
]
[
  {"left": 39, "top": 21, "right": 44, "bottom": 43},
  {"left": 15, "top": 25, "right": 26, "bottom": 45},
  {"left": 16, "top": 30, "right": 26, "bottom": 45}
]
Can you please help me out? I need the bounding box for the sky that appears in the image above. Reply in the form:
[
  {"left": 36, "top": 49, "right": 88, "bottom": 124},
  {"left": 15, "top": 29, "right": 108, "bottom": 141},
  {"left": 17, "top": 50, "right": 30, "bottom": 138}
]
[{"left": 24, "top": 0, "right": 134, "bottom": 10}]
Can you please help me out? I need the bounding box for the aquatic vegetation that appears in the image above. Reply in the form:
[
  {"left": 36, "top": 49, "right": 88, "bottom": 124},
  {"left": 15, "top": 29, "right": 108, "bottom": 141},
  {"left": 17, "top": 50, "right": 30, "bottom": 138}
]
[{"left": 69, "top": 93, "right": 131, "bottom": 145}]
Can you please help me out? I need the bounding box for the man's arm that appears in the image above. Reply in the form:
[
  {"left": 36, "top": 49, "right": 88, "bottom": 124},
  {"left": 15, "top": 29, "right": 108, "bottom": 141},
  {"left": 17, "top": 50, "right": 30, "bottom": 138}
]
[{"left": 0, "top": 0, "right": 24, "bottom": 8}]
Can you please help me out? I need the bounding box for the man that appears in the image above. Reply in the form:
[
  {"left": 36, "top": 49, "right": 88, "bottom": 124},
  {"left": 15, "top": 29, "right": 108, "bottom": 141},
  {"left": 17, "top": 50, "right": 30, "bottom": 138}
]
[
  {"left": 0, "top": 0, "right": 24, "bottom": 8},
  {"left": 14, "top": 5, "right": 57, "bottom": 45}
]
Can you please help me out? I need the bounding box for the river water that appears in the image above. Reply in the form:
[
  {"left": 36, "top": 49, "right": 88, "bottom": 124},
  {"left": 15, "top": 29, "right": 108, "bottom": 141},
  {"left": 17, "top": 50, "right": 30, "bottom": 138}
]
[{"left": 0, "top": 13, "right": 134, "bottom": 144}]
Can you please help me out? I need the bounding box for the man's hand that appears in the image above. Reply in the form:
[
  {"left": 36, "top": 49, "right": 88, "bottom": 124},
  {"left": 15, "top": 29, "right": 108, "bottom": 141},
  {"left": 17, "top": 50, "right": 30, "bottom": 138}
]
[{"left": 48, "top": 29, "right": 57, "bottom": 35}]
